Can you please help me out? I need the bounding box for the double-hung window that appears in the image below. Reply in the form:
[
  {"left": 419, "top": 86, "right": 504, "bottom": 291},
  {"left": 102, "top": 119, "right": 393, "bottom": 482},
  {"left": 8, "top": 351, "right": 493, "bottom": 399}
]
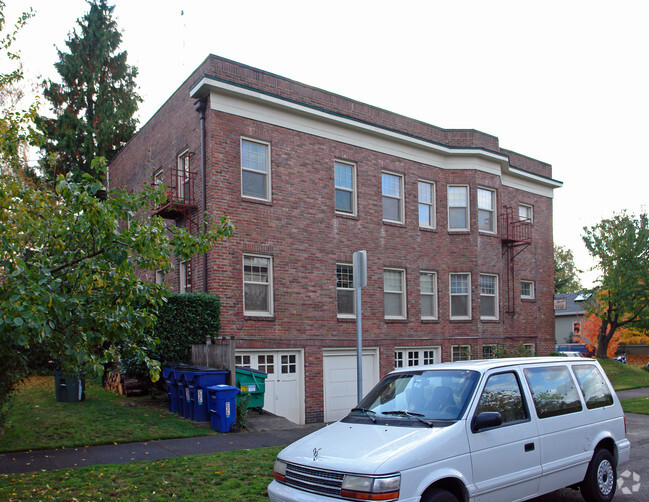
[
  {"left": 480, "top": 274, "right": 498, "bottom": 319},
  {"left": 477, "top": 188, "right": 496, "bottom": 233},
  {"left": 241, "top": 138, "right": 270, "bottom": 200},
  {"left": 384, "top": 268, "right": 406, "bottom": 319},
  {"left": 243, "top": 254, "right": 273, "bottom": 315},
  {"left": 519, "top": 204, "right": 533, "bottom": 223},
  {"left": 452, "top": 345, "right": 471, "bottom": 362},
  {"left": 450, "top": 272, "right": 471, "bottom": 319},
  {"left": 336, "top": 263, "right": 355, "bottom": 317},
  {"left": 177, "top": 150, "right": 191, "bottom": 201},
  {"left": 418, "top": 180, "right": 436, "bottom": 229},
  {"left": 521, "top": 280, "right": 535, "bottom": 299},
  {"left": 382, "top": 172, "right": 404, "bottom": 223},
  {"left": 334, "top": 161, "right": 356, "bottom": 215},
  {"left": 180, "top": 260, "right": 191, "bottom": 293},
  {"left": 420, "top": 271, "right": 438, "bottom": 320},
  {"left": 448, "top": 185, "right": 469, "bottom": 231}
]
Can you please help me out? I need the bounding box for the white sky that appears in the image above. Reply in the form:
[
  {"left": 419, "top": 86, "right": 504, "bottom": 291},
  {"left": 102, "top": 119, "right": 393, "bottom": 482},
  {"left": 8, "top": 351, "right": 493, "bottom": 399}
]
[{"left": 6, "top": 0, "right": 649, "bottom": 287}]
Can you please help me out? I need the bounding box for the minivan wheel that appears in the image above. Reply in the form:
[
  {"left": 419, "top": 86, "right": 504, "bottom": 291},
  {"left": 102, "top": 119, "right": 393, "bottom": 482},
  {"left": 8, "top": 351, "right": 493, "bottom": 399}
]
[
  {"left": 580, "top": 448, "right": 616, "bottom": 502},
  {"left": 421, "top": 488, "right": 460, "bottom": 502}
]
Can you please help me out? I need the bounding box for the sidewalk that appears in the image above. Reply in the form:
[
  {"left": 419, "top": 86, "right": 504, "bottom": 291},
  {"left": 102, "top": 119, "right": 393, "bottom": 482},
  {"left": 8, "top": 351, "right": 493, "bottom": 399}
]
[{"left": 0, "top": 412, "right": 324, "bottom": 475}]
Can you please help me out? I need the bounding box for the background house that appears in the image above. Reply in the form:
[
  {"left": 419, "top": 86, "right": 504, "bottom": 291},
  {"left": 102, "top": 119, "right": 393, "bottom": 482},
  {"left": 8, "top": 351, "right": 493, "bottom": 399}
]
[
  {"left": 109, "top": 55, "right": 561, "bottom": 424},
  {"left": 554, "top": 291, "right": 590, "bottom": 345}
]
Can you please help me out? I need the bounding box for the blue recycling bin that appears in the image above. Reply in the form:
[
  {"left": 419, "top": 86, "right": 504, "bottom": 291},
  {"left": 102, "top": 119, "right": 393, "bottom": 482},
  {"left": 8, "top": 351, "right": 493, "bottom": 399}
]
[
  {"left": 189, "top": 370, "right": 229, "bottom": 422},
  {"left": 162, "top": 366, "right": 179, "bottom": 413},
  {"left": 207, "top": 385, "right": 240, "bottom": 432}
]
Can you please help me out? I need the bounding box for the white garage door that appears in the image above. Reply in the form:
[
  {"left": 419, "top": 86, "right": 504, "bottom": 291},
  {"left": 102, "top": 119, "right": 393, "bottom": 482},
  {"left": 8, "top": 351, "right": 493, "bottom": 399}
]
[
  {"left": 235, "top": 350, "right": 304, "bottom": 425},
  {"left": 323, "top": 348, "right": 379, "bottom": 423}
]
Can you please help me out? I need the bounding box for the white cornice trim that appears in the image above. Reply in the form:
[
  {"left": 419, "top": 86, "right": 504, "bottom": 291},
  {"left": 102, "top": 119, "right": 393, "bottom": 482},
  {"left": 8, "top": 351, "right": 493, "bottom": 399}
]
[{"left": 190, "top": 77, "right": 562, "bottom": 197}]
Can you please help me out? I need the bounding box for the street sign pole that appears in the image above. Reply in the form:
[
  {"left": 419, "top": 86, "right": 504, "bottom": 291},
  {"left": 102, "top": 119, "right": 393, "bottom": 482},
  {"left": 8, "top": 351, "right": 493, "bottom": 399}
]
[{"left": 353, "top": 250, "right": 367, "bottom": 404}]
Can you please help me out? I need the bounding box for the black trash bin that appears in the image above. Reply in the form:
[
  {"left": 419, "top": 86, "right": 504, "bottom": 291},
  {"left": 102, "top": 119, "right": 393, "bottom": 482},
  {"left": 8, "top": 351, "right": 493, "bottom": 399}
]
[{"left": 53, "top": 370, "right": 86, "bottom": 402}]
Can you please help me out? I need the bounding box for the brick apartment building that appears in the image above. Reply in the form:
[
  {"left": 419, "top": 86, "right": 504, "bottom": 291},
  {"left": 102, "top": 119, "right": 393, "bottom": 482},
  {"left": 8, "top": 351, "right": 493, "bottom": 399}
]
[{"left": 109, "top": 54, "right": 562, "bottom": 424}]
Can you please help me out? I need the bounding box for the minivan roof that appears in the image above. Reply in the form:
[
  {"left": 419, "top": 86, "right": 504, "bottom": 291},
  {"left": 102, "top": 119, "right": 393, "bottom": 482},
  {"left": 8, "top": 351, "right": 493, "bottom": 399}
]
[{"left": 390, "top": 356, "right": 595, "bottom": 375}]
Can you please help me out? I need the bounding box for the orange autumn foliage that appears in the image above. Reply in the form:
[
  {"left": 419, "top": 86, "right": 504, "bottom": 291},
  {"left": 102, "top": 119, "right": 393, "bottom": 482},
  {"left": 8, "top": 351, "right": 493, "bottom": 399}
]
[{"left": 577, "top": 313, "right": 649, "bottom": 358}]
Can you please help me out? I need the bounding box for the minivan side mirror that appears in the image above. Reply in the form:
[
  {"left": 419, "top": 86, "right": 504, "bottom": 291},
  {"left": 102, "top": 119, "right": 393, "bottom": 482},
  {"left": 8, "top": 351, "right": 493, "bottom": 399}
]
[{"left": 472, "top": 411, "right": 503, "bottom": 432}]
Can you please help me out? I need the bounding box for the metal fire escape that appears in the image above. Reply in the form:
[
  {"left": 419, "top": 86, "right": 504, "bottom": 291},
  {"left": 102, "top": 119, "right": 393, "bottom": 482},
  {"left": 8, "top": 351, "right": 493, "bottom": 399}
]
[
  {"left": 153, "top": 151, "right": 199, "bottom": 236},
  {"left": 501, "top": 205, "right": 532, "bottom": 317}
]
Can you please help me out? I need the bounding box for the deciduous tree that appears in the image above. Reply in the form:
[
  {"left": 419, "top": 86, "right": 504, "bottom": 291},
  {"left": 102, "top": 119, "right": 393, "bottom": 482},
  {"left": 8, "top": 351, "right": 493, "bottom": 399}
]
[
  {"left": 582, "top": 212, "right": 649, "bottom": 358},
  {"left": 554, "top": 244, "right": 582, "bottom": 293}
]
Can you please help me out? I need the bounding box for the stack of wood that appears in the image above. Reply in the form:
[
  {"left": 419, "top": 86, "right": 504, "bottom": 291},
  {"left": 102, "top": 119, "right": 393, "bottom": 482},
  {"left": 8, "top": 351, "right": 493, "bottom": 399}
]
[{"left": 104, "top": 370, "right": 148, "bottom": 397}]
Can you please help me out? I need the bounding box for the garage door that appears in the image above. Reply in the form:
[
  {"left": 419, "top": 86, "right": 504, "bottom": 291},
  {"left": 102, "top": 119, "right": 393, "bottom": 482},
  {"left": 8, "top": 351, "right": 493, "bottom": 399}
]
[
  {"left": 235, "top": 350, "right": 304, "bottom": 425},
  {"left": 323, "top": 348, "right": 379, "bottom": 422}
]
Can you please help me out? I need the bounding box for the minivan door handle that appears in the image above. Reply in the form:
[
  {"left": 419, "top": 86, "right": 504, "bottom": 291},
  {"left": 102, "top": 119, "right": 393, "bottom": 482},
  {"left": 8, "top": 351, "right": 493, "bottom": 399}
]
[{"left": 525, "top": 442, "right": 535, "bottom": 452}]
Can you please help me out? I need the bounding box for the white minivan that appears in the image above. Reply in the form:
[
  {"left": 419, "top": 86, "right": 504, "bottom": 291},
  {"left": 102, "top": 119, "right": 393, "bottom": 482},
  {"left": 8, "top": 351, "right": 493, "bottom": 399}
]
[{"left": 268, "top": 357, "right": 630, "bottom": 502}]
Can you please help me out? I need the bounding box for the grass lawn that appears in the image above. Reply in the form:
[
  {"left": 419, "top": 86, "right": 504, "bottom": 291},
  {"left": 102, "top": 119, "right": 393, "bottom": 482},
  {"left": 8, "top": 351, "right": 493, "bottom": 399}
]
[
  {"left": 0, "top": 376, "right": 214, "bottom": 453},
  {"left": 0, "top": 446, "right": 282, "bottom": 501},
  {"left": 598, "top": 358, "right": 649, "bottom": 391},
  {"left": 620, "top": 396, "right": 649, "bottom": 415}
]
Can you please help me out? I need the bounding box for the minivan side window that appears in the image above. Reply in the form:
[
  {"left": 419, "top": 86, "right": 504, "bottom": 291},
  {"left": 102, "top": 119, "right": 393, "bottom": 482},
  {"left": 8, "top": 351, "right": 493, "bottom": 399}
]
[
  {"left": 573, "top": 364, "right": 614, "bottom": 409},
  {"left": 523, "top": 366, "right": 583, "bottom": 419},
  {"left": 475, "top": 372, "right": 528, "bottom": 425}
]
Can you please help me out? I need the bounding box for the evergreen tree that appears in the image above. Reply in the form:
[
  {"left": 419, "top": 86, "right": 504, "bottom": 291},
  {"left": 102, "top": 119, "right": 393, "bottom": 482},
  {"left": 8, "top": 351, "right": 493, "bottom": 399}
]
[{"left": 39, "top": 0, "right": 140, "bottom": 181}]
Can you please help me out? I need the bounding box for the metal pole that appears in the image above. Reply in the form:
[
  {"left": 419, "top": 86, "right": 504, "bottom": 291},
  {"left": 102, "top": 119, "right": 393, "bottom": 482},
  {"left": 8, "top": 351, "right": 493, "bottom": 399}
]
[{"left": 356, "top": 283, "right": 363, "bottom": 403}]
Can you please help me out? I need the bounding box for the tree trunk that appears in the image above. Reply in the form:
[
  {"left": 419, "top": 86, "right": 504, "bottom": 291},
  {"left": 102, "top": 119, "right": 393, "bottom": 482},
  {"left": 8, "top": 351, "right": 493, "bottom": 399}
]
[{"left": 595, "top": 320, "right": 615, "bottom": 358}]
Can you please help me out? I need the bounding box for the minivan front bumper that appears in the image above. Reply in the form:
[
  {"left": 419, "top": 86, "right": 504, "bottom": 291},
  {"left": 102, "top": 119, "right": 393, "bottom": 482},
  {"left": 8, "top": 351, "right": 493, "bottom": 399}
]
[{"left": 268, "top": 480, "right": 420, "bottom": 502}]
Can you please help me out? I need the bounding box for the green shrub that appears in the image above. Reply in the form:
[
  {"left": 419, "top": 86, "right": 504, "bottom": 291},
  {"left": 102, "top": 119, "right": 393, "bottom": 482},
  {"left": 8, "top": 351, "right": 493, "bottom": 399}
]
[
  {"left": 236, "top": 393, "right": 251, "bottom": 430},
  {"left": 121, "top": 293, "right": 221, "bottom": 380}
]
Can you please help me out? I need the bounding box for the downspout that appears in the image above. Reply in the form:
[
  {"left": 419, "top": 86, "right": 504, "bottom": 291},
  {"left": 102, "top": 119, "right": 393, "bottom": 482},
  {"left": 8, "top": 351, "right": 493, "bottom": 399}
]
[{"left": 194, "top": 97, "right": 208, "bottom": 293}]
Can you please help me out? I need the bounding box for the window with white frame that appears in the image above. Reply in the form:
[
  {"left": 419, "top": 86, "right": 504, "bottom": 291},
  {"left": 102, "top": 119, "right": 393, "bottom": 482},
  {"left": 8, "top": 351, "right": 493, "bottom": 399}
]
[
  {"left": 394, "top": 347, "right": 439, "bottom": 368},
  {"left": 480, "top": 274, "right": 498, "bottom": 319},
  {"left": 384, "top": 268, "right": 406, "bottom": 319},
  {"left": 420, "top": 271, "right": 438, "bottom": 320},
  {"left": 243, "top": 254, "right": 273, "bottom": 315},
  {"left": 418, "top": 180, "right": 436, "bottom": 229},
  {"left": 334, "top": 161, "right": 356, "bottom": 215},
  {"left": 257, "top": 354, "right": 275, "bottom": 375},
  {"left": 177, "top": 150, "right": 191, "bottom": 201},
  {"left": 482, "top": 344, "right": 497, "bottom": 359},
  {"left": 519, "top": 204, "right": 533, "bottom": 223},
  {"left": 477, "top": 188, "right": 496, "bottom": 233},
  {"left": 452, "top": 345, "right": 471, "bottom": 362},
  {"left": 521, "top": 280, "right": 535, "bottom": 299},
  {"left": 153, "top": 168, "right": 163, "bottom": 187},
  {"left": 337, "top": 263, "right": 355, "bottom": 317},
  {"left": 180, "top": 260, "right": 191, "bottom": 293},
  {"left": 524, "top": 344, "right": 535, "bottom": 355},
  {"left": 448, "top": 185, "right": 469, "bottom": 231},
  {"left": 241, "top": 138, "right": 270, "bottom": 200},
  {"left": 155, "top": 269, "right": 164, "bottom": 285},
  {"left": 382, "top": 172, "right": 404, "bottom": 223},
  {"left": 450, "top": 273, "right": 471, "bottom": 319}
]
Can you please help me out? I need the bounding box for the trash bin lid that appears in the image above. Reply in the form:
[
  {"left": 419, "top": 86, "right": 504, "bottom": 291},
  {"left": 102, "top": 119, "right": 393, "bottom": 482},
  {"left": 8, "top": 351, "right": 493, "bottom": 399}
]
[
  {"left": 206, "top": 384, "right": 240, "bottom": 393},
  {"left": 235, "top": 366, "right": 268, "bottom": 377}
]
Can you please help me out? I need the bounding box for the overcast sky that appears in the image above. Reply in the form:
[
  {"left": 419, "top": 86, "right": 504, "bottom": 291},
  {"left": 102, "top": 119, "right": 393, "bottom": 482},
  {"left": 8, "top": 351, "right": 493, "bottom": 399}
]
[{"left": 6, "top": 0, "right": 649, "bottom": 287}]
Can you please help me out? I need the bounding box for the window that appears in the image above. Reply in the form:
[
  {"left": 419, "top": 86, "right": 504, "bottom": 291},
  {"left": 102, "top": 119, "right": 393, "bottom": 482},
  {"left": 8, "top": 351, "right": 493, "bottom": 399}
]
[
  {"left": 482, "top": 344, "right": 497, "bottom": 359},
  {"left": 241, "top": 138, "right": 270, "bottom": 200},
  {"left": 281, "top": 354, "right": 297, "bottom": 374},
  {"left": 524, "top": 344, "right": 535, "bottom": 355},
  {"left": 384, "top": 268, "right": 406, "bottom": 319},
  {"left": 475, "top": 372, "right": 528, "bottom": 425},
  {"left": 180, "top": 260, "right": 191, "bottom": 293},
  {"left": 395, "top": 347, "right": 440, "bottom": 368},
  {"left": 420, "top": 271, "right": 438, "bottom": 320},
  {"left": 258, "top": 354, "right": 275, "bottom": 375},
  {"left": 480, "top": 274, "right": 498, "bottom": 319},
  {"left": 337, "top": 263, "right": 355, "bottom": 317},
  {"left": 334, "top": 161, "right": 356, "bottom": 215},
  {"left": 235, "top": 354, "right": 251, "bottom": 367},
  {"left": 450, "top": 273, "right": 471, "bottom": 319},
  {"left": 452, "top": 345, "right": 471, "bottom": 362},
  {"left": 177, "top": 150, "right": 191, "bottom": 201},
  {"left": 243, "top": 255, "right": 273, "bottom": 315},
  {"left": 573, "top": 322, "right": 581, "bottom": 335},
  {"left": 477, "top": 188, "right": 496, "bottom": 233},
  {"left": 521, "top": 280, "right": 535, "bottom": 299},
  {"left": 418, "top": 181, "right": 436, "bottom": 229},
  {"left": 382, "top": 172, "right": 404, "bottom": 223},
  {"left": 573, "top": 365, "right": 614, "bottom": 409},
  {"left": 155, "top": 269, "right": 164, "bottom": 285},
  {"left": 448, "top": 185, "right": 469, "bottom": 231},
  {"left": 523, "top": 366, "right": 583, "bottom": 418},
  {"left": 153, "top": 168, "right": 163, "bottom": 186},
  {"left": 519, "top": 204, "right": 533, "bottom": 223}
]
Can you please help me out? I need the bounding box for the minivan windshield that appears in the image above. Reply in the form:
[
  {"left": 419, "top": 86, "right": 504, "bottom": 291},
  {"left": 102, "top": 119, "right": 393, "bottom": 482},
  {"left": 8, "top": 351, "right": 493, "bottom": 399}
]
[{"left": 350, "top": 369, "right": 480, "bottom": 423}]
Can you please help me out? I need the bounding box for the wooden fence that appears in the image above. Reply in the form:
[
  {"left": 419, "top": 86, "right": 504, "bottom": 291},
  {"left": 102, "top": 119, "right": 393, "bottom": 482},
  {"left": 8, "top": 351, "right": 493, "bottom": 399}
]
[{"left": 191, "top": 337, "right": 236, "bottom": 385}]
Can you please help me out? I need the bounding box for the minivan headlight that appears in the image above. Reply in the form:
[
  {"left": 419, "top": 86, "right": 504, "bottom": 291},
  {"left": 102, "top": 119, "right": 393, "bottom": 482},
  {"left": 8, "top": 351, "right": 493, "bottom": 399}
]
[
  {"left": 273, "top": 459, "right": 287, "bottom": 483},
  {"left": 341, "top": 474, "right": 400, "bottom": 501}
]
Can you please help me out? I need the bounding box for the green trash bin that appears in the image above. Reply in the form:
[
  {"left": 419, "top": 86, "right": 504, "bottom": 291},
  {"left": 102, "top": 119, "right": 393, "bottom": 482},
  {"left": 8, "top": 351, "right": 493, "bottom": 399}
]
[
  {"left": 53, "top": 370, "right": 86, "bottom": 402},
  {"left": 235, "top": 367, "right": 268, "bottom": 411}
]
